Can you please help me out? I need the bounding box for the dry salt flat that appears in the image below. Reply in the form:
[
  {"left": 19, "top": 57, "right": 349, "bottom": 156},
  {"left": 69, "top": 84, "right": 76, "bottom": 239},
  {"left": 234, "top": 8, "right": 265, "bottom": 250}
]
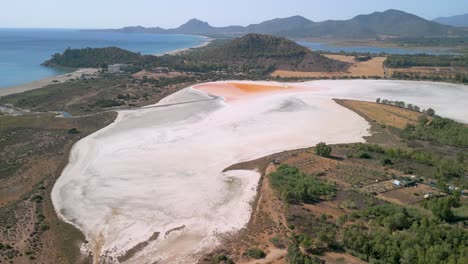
[{"left": 51, "top": 80, "right": 468, "bottom": 264}]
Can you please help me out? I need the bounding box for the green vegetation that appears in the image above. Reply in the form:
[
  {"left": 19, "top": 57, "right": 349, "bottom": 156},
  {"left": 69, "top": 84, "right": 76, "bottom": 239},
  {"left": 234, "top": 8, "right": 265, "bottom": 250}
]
[
  {"left": 390, "top": 71, "right": 468, "bottom": 83},
  {"left": 314, "top": 142, "right": 332, "bottom": 157},
  {"left": 287, "top": 244, "right": 322, "bottom": 264},
  {"left": 212, "top": 254, "right": 234, "bottom": 264},
  {"left": 270, "top": 236, "right": 287, "bottom": 249},
  {"left": 269, "top": 165, "right": 336, "bottom": 204},
  {"left": 402, "top": 116, "right": 468, "bottom": 147},
  {"left": 422, "top": 195, "right": 461, "bottom": 221},
  {"left": 344, "top": 143, "right": 467, "bottom": 187},
  {"left": 43, "top": 47, "right": 142, "bottom": 68},
  {"left": 390, "top": 37, "right": 468, "bottom": 48},
  {"left": 42, "top": 34, "right": 349, "bottom": 77},
  {"left": 342, "top": 204, "right": 467, "bottom": 264},
  {"left": 220, "top": 33, "right": 308, "bottom": 59},
  {"left": 67, "top": 128, "right": 80, "bottom": 134},
  {"left": 384, "top": 54, "right": 468, "bottom": 68},
  {"left": 246, "top": 248, "right": 266, "bottom": 259},
  {"left": 354, "top": 55, "right": 372, "bottom": 62}
]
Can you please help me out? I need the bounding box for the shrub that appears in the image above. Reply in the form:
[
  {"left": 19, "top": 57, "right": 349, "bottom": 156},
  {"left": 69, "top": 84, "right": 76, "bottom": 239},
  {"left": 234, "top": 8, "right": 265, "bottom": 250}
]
[
  {"left": 40, "top": 222, "right": 50, "bottom": 231},
  {"left": 213, "top": 254, "right": 234, "bottom": 263},
  {"left": 381, "top": 158, "right": 393, "bottom": 166},
  {"left": 246, "top": 248, "right": 266, "bottom": 259},
  {"left": 269, "top": 165, "right": 336, "bottom": 204},
  {"left": 357, "top": 151, "right": 371, "bottom": 159},
  {"left": 270, "top": 236, "right": 287, "bottom": 249},
  {"left": 315, "top": 142, "right": 332, "bottom": 157},
  {"left": 67, "top": 128, "right": 80, "bottom": 134}
]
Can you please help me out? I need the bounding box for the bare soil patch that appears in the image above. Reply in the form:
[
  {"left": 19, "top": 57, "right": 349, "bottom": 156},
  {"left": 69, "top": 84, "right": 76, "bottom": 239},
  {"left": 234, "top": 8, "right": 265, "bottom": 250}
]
[{"left": 378, "top": 184, "right": 436, "bottom": 205}]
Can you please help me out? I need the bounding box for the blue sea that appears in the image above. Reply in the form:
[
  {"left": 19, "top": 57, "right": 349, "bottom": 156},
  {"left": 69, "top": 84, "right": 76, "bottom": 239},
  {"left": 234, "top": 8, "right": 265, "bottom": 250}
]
[
  {"left": 0, "top": 29, "right": 207, "bottom": 88},
  {"left": 298, "top": 41, "right": 453, "bottom": 55}
]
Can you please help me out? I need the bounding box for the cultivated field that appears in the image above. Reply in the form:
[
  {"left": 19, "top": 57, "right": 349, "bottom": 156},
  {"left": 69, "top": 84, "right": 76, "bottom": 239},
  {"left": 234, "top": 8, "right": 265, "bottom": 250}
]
[{"left": 271, "top": 54, "right": 386, "bottom": 78}]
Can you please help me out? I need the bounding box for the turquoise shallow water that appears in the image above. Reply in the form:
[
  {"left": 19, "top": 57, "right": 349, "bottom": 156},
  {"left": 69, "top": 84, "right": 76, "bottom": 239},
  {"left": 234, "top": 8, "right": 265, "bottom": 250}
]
[
  {"left": 298, "top": 41, "right": 454, "bottom": 55},
  {"left": 0, "top": 29, "right": 206, "bottom": 88}
]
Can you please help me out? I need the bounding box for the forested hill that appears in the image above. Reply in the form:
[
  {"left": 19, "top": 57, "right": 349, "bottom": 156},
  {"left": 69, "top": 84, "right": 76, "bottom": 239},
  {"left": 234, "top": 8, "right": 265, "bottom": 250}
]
[
  {"left": 215, "top": 33, "right": 308, "bottom": 58},
  {"left": 43, "top": 34, "right": 350, "bottom": 74},
  {"left": 184, "top": 34, "right": 350, "bottom": 72},
  {"left": 42, "top": 47, "right": 142, "bottom": 68},
  {"left": 86, "top": 9, "right": 468, "bottom": 38}
]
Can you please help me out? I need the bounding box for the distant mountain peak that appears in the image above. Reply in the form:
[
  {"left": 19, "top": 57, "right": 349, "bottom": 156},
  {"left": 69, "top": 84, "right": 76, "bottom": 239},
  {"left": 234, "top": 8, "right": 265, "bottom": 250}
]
[
  {"left": 182, "top": 18, "right": 211, "bottom": 27},
  {"left": 175, "top": 18, "right": 214, "bottom": 33}
]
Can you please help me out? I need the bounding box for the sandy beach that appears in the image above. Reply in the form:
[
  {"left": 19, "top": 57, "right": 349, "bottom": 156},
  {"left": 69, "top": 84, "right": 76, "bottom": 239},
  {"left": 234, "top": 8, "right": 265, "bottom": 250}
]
[
  {"left": 51, "top": 80, "right": 468, "bottom": 263},
  {"left": 0, "top": 68, "right": 99, "bottom": 97},
  {"left": 156, "top": 36, "right": 214, "bottom": 56}
]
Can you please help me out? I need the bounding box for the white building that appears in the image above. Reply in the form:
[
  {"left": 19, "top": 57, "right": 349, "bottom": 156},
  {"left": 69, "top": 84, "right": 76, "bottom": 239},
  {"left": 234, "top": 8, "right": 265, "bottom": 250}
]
[{"left": 108, "top": 64, "right": 128, "bottom": 73}]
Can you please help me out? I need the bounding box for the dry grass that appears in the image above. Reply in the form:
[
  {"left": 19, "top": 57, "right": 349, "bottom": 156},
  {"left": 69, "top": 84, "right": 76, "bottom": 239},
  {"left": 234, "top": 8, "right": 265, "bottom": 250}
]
[
  {"left": 335, "top": 99, "right": 424, "bottom": 129},
  {"left": 271, "top": 54, "right": 386, "bottom": 78}
]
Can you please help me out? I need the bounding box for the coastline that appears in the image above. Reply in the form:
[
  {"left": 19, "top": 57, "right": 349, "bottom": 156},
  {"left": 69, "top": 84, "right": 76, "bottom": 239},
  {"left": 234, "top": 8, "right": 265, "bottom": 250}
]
[
  {"left": 156, "top": 36, "right": 214, "bottom": 56},
  {"left": 0, "top": 34, "right": 212, "bottom": 98},
  {"left": 0, "top": 68, "right": 99, "bottom": 97}
]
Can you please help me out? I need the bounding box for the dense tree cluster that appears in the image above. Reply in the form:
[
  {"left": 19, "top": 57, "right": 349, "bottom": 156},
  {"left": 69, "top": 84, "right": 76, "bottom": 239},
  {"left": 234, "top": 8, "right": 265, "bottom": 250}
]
[
  {"left": 269, "top": 165, "right": 336, "bottom": 204},
  {"left": 376, "top": 98, "right": 426, "bottom": 113},
  {"left": 342, "top": 204, "right": 468, "bottom": 264},
  {"left": 422, "top": 195, "right": 461, "bottom": 221},
  {"left": 390, "top": 37, "right": 468, "bottom": 47},
  {"left": 390, "top": 71, "right": 468, "bottom": 83},
  {"left": 43, "top": 47, "right": 142, "bottom": 68}
]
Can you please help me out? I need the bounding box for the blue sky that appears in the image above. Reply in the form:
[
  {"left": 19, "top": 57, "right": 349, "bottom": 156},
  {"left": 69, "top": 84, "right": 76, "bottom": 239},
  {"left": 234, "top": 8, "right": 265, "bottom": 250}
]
[{"left": 2, "top": 0, "right": 467, "bottom": 28}]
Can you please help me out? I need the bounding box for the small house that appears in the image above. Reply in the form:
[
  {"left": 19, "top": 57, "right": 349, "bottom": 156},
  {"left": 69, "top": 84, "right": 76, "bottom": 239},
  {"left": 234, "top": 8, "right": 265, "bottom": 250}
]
[
  {"left": 393, "top": 180, "right": 401, "bottom": 186},
  {"left": 108, "top": 64, "right": 128, "bottom": 73},
  {"left": 153, "top": 67, "right": 170, "bottom": 73}
]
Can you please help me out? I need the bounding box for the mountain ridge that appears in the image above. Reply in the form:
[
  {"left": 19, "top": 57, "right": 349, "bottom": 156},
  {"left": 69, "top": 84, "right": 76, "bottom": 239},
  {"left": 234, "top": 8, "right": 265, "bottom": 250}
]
[
  {"left": 86, "top": 9, "right": 468, "bottom": 38},
  {"left": 433, "top": 13, "right": 468, "bottom": 28}
]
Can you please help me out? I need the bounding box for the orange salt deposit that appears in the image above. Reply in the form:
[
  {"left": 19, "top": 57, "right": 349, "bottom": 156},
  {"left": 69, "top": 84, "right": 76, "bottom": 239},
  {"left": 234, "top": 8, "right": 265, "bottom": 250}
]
[
  {"left": 228, "top": 82, "right": 286, "bottom": 93},
  {"left": 193, "top": 82, "right": 300, "bottom": 102}
]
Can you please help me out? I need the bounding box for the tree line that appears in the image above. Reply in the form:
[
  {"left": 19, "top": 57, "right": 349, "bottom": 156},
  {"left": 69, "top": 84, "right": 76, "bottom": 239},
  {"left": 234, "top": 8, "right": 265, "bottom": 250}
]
[
  {"left": 384, "top": 54, "right": 468, "bottom": 68},
  {"left": 376, "top": 98, "right": 435, "bottom": 116}
]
